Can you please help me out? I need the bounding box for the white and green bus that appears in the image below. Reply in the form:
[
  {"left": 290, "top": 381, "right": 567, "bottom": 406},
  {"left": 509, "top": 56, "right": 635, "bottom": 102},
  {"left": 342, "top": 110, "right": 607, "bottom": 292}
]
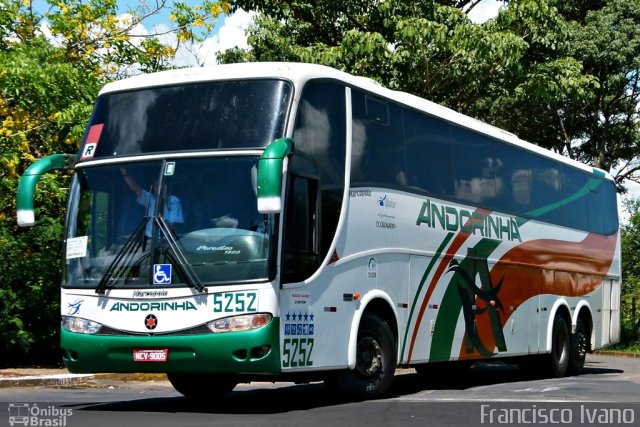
[{"left": 17, "top": 62, "right": 620, "bottom": 400}]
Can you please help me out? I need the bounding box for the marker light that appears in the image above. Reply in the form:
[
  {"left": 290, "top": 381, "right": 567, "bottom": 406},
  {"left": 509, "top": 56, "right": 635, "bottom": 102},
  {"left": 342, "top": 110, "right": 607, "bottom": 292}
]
[
  {"left": 62, "top": 316, "right": 102, "bottom": 334},
  {"left": 207, "top": 313, "right": 272, "bottom": 333}
]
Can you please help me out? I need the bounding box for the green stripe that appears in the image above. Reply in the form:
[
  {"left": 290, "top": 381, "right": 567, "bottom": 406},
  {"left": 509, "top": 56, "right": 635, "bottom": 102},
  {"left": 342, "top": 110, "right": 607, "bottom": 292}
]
[
  {"left": 400, "top": 232, "right": 453, "bottom": 361},
  {"left": 526, "top": 178, "right": 601, "bottom": 218}
]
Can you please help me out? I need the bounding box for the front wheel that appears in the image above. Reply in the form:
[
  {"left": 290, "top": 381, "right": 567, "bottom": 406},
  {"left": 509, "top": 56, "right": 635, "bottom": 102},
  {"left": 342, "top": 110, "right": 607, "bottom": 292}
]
[
  {"left": 167, "top": 373, "right": 237, "bottom": 400},
  {"left": 327, "top": 313, "right": 397, "bottom": 400}
]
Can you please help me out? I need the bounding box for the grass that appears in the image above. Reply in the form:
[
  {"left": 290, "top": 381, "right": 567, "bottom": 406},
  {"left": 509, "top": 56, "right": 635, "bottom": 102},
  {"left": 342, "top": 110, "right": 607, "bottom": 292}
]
[{"left": 604, "top": 342, "right": 640, "bottom": 353}]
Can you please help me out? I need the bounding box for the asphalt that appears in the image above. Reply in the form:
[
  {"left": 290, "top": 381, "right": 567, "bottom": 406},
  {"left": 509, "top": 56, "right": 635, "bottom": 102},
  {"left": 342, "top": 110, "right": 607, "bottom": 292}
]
[{"left": 1, "top": 350, "right": 638, "bottom": 388}]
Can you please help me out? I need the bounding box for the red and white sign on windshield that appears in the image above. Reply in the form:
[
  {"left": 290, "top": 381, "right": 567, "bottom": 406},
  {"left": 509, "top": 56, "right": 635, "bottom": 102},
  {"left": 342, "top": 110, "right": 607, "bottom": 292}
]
[
  {"left": 80, "top": 123, "right": 104, "bottom": 160},
  {"left": 133, "top": 348, "right": 168, "bottom": 362}
]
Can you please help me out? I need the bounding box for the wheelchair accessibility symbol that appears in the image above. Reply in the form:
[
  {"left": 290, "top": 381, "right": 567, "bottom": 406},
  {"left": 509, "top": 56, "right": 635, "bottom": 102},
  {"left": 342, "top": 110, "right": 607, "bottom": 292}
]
[{"left": 153, "top": 264, "right": 172, "bottom": 285}]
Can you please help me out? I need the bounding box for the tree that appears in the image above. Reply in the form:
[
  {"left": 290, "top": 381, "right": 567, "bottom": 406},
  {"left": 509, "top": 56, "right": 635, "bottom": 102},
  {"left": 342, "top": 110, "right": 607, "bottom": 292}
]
[
  {"left": 221, "top": 0, "right": 640, "bottom": 191},
  {"left": 221, "top": 0, "right": 525, "bottom": 112},
  {"left": 621, "top": 199, "right": 640, "bottom": 343},
  {"left": 0, "top": 0, "right": 230, "bottom": 365},
  {"left": 480, "top": 0, "right": 640, "bottom": 191}
]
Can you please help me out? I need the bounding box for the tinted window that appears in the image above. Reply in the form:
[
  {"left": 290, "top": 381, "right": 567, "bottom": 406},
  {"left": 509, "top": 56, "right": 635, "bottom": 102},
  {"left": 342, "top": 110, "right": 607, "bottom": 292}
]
[
  {"left": 493, "top": 142, "right": 531, "bottom": 213},
  {"left": 403, "top": 108, "right": 454, "bottom": 198},
  {"left": 81, "top": 80, "right": 292, "bottom": 160},
  {"left": 557, "top": 167, "right": 589, "bottom": 230},
  {"left": 293, "top": 81, "right": 346, "bottom": 262},
  {"left": 351, "top": 90, "right": 406, "bottom": 187},
  {"left": 294, "top": 82, "right": 346, "bottom": 189},
  {"left": 345, "top": 88, "right": 618, "bottom": 235},
  {"left": 600, "top": 180, "right": 619, "bottom": 235},
  {"left": 530, "top": 156, "right": 563, "bottom": 221},
  {"left": 451, "top": 126, "right": 500, "bottom": 207},
  {"left": 283, "top": 176, "right": 319, "bottom": 283}
]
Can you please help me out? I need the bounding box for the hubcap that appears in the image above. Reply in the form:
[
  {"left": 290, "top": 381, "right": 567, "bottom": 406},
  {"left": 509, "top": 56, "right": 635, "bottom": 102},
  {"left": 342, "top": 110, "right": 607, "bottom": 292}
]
[{"left": 356, "top": 336, "right": 383, "bottom": 378}]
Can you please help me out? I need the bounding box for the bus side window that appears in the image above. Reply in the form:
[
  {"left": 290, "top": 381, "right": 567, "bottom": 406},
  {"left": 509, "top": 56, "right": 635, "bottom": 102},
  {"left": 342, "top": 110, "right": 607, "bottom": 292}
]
[
  {"left": 493, "top": 142, "right": 531, "bottom": 214},
  {"left": 283, "top": 175, "right": 319, "bottom": 283},
  {"left": 451, "top": 126, "right": 498, "bottom": 206},
  {"left": 403, "top": 108, "right": 454, "bottom": 197},
  {"left": 351, "top": 90, "right": 406, "bottom": 187}
]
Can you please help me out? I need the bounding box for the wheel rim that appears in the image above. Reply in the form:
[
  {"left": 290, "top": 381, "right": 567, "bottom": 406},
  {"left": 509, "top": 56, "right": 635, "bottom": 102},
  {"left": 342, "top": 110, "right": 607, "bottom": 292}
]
[
  {"left": 355, "top": 336, "right": 383, "bottom": 379},
  {"left": 576, "top": 331, "right": 587, "bottom": 360}
]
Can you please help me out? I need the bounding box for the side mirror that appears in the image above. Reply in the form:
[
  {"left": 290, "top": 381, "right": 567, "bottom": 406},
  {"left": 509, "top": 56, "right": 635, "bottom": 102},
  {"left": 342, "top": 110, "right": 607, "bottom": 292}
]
[
  {"left": 256, "top": 138, "right": 293, "bottom": 214},
  {"left": 16, "top": 154, "right": 75, "bottom": 226}
]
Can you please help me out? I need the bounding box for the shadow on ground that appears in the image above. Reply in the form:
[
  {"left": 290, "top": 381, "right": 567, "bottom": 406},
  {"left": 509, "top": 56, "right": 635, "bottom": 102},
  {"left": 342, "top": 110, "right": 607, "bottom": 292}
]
[{"left": 73, "top": 360, "right": 624, "bottom": 415}]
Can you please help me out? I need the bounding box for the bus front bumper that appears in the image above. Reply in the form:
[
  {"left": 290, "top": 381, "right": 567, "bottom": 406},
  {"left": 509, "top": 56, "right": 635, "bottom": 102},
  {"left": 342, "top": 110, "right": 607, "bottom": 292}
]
[{"left": 61, "top": 318, "right": 281, "bottom": 374}]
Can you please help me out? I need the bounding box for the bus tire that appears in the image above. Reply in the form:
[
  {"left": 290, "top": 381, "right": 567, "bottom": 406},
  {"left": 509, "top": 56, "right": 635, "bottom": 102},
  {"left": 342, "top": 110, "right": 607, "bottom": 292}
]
[
  {"left": 167, "top": 373, "right": 237, "bottom": 400},
  {"left": 331, "top": 313, "right": 397, "bottom": 400},
  {"left": 568, "top": 318, "right": 588, "bottom": 375},
  {"left": 547, "top": 314, "right": 570, "bottom": 378}
]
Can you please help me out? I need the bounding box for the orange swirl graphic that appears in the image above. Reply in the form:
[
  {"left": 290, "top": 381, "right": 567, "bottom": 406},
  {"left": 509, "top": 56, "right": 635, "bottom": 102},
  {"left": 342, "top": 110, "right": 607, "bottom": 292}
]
[{"left": 459, "top": 232, "right": 618, "bottom": 359}]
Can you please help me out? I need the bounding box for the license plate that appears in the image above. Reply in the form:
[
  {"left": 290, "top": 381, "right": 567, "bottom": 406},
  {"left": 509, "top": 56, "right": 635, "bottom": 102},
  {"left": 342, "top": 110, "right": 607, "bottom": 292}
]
[{"left": 133, "top": 348, "right": 168, "bottom": 362}]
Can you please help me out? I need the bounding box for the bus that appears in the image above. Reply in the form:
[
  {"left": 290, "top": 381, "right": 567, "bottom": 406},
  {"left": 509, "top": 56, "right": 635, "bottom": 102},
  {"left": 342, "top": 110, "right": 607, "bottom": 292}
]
[{"left": 16, "top": 62, "right": 621, "bottom": 400}]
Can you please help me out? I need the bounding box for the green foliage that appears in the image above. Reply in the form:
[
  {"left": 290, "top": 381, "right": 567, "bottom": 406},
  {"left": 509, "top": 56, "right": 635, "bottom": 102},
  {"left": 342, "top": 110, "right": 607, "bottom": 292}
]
[
  {"left": 477, "top": 0, "right": 640, "bottom": 190},
  {"left": 621, "top": 199, "right": 640, "bottom": 344},
  {"left": 0, "top": 0, "right": 228, "bottom": 366},
  {"left": 221, "top": 0, "right": 525, "bottom": 112}
]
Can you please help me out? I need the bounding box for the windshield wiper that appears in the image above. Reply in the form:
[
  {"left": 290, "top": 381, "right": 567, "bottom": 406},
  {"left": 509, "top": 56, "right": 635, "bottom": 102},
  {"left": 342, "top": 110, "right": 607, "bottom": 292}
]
[
  {"left": 155, "top": 216, "right": 207, "bottom": 293},
  {"left": 95, "top": 215, "right": 149, "bottom": 295}
]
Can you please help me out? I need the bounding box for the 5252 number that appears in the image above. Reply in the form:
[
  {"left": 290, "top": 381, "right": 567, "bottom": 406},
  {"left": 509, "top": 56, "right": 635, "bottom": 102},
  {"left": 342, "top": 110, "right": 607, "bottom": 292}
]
[
  {"left": 213, "top": 292, "right": 257, "bottom": 313},
  {"left": 282, "top": 338, "right": 314, "bottom": 368}
]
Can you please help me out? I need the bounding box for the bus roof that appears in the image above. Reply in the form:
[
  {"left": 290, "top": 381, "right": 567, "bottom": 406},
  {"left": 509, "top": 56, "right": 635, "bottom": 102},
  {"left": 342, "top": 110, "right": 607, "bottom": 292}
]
[{"left": 100, "top": 62, "right": 613, "bottom": 181}]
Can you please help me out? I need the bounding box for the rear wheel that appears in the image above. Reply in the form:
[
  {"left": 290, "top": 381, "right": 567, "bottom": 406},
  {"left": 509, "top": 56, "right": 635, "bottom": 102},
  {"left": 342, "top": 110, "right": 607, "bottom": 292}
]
[
  {"left": 167, "top": 373, "right": 237, "bottom": 400},
  {"left": 568, "top": 318, "right": 588, "bottom": 375},
  {"left": 327, "top": 313, "right": 397, "bottom": 400},
  {"left": 547, "top": 314, "right": 570, "bottom": 378}
]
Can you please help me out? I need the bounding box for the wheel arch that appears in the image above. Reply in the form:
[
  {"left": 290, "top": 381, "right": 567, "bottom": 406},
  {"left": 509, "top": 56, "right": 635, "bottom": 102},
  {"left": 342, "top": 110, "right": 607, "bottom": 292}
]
[{"left": 346, "top": 290, "right": 398, "bottom": 369}]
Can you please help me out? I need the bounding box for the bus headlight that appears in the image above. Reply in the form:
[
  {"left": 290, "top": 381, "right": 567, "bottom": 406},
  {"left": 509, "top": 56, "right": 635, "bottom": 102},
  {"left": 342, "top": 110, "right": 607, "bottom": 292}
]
[
  {"left": 207, "top": 313, "right": 272, "bottom": 333},
  {"left": 62, "top": 316, "right": 103, "bottom": 334}
]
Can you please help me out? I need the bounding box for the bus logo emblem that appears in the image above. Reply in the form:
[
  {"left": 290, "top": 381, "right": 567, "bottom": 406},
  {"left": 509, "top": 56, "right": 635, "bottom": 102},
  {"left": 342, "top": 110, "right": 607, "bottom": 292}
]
[
  {"left": 153, "top": 264, "right": 172, "bottom": 285},
  {"left": 144, "top": 314, "right": 158, "bottom": 330}
]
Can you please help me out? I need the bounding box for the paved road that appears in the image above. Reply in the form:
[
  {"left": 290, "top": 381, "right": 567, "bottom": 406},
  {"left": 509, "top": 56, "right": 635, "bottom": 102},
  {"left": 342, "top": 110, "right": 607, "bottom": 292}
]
[{"left": 1, "top": 354, "right": 639, "bottom": 427}]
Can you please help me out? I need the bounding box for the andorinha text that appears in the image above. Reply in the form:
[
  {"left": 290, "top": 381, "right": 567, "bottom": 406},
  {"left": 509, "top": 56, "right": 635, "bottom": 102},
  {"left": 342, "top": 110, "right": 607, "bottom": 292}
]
[
  {"left": 416, "top": 199, "right": 522, "bottom": 242},
  {"left": 110, "top": 301, "right": 197, "bottom": 312}
]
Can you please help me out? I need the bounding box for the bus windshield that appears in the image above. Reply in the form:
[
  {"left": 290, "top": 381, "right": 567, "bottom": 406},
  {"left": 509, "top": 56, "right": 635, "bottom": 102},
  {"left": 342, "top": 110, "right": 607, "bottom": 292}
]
[
  {"left": 81, "top": 79, "right": 292, "bottom": 159},
  {"left": 64, "top": 156, "right": 276, "bottom": 289}
]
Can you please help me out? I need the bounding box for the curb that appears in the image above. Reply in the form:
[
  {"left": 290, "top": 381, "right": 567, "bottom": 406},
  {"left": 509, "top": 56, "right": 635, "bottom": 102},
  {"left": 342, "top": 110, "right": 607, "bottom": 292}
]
[
  {"left": 0, "top": 374, "right": 95, "bottom": 389},
  {"left": 0, "top": 372, "right": 167, "bottom": 388},
  {"left": 594, "top": 350, "right": 640, "bottom": 358}
]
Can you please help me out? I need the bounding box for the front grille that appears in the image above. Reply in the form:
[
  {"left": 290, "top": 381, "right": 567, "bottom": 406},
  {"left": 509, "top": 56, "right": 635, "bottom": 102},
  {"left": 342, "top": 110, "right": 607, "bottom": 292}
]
[{"left": 97, "top": 324, "right": 211, "bottom": 336}]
